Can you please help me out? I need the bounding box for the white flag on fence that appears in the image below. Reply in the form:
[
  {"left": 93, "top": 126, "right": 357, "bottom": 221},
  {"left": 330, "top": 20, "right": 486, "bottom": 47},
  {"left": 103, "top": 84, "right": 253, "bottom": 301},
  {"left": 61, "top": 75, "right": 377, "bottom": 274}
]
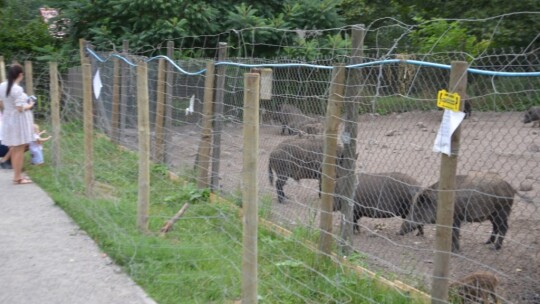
[
  {"left": 93, "top": 68, "right": 102, "bottom": 99},
  {"left": 185, "top": 94, "right": 195, "bottom": 116}
]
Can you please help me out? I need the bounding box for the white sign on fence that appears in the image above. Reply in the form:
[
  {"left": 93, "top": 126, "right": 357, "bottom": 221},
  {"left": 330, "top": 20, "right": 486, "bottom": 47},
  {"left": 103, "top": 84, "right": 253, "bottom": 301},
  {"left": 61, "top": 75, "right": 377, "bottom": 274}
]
[{"left": 433, "top": 109, "right": 465, "bottom": 155}]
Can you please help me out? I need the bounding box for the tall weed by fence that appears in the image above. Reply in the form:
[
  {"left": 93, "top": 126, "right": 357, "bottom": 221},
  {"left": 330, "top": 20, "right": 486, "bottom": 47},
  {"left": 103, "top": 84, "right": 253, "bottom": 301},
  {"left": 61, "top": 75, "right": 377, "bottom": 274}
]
[{"left": 4, "top": 17, "right": 540, "bottom": 303}]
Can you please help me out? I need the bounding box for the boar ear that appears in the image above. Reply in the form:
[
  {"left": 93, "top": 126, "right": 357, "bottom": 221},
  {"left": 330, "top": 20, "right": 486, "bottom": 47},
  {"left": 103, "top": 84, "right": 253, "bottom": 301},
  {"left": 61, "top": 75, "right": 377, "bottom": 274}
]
[
  {"left": 411, "top": 187, "right": 428, "bottom": 205},
  {"left": 411, "top": 191, "right": 421, "bottom": 205},
  {"left": 417, "top": 192, "right": 432, "bottom": 207},
  {"left": 408, "top": 186, "right": 420, "bottom": 197}
]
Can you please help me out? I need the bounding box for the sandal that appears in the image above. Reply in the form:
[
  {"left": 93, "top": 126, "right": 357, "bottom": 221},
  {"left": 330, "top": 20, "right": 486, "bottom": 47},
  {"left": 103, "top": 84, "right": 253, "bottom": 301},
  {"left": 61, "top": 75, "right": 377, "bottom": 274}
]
[{"left": 13, "top": 177, "right": 33, "bottom": 185}]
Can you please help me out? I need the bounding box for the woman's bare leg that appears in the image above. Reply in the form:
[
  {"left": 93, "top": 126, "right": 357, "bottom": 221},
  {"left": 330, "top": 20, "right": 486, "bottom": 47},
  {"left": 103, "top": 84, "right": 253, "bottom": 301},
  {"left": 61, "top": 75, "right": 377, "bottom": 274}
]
[{"left": 11, "top": 145, "right": 27, "bottom": 182}]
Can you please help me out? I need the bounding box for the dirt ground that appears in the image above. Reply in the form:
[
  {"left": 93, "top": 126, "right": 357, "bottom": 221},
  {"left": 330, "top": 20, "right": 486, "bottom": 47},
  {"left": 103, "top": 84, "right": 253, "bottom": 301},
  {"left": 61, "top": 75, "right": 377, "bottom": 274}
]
[{"left": 147, "top": 110, "right": 540, "bottom": 304}]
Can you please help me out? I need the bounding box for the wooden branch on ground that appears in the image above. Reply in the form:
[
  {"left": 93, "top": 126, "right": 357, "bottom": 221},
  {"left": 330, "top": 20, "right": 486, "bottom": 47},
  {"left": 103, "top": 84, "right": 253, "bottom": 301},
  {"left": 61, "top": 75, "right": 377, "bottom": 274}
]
[{"left": 159, "top": 203, "right": 190, "bottom": 236}]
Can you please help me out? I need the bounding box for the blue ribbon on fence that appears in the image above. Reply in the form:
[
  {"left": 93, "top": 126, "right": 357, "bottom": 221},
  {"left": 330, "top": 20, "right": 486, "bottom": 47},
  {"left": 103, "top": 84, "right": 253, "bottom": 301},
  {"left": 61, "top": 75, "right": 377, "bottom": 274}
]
[{"left": 85, "top": 47, "right": 540, "bottom": 77}]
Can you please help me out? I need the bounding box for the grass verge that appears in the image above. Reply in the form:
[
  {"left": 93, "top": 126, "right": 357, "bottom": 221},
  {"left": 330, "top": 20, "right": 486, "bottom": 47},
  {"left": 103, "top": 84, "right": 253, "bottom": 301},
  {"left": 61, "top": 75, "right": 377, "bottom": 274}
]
[{"left": 26, "top": 121, "right": 421, "bottom": 304}]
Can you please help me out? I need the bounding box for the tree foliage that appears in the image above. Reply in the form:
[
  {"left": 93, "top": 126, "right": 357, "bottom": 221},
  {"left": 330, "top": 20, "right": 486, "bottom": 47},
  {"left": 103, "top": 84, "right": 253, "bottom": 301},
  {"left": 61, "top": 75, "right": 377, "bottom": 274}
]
[
  {"left": 339, "top": 0, "right": 414, "bottom": 27},
  {"left": 398, "top": 0, "right": 539, "bottom": 49},
  {"left": 1, "top": 0, "right": 537, "bottom": 63},
  {"left": 53, "top": 0, "right": 345, "bottom": 57},
  {"left": 0, "top": 0, "right": 59, "bottom": 62},
  {"left": 59, "top": 0, "right": 210, "bottom": 51},
  {"left": 408, "top": 18, "right": 490, "bottom": 58},
  {"left": 340, "top": 0, "right": 538, "bottom": 51}
]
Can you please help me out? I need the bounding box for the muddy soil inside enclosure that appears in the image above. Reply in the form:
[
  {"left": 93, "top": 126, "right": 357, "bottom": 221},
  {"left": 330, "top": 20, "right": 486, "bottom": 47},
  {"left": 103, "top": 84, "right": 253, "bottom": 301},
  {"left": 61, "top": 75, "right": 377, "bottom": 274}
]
[{"left": 123, "top": 110, "right": 540, "bottom": 304}]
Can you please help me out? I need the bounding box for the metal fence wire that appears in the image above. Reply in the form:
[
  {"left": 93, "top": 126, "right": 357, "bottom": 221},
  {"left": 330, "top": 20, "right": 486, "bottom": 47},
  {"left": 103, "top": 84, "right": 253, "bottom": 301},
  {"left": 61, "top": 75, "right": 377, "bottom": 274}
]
[{"left": 6, "top": 21, "right": 540, "bottom": 304}]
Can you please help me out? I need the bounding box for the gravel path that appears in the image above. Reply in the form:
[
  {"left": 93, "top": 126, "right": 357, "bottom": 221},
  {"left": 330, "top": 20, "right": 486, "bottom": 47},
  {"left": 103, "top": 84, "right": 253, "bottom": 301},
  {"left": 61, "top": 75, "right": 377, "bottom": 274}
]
[{"left": 0, "top": 169, "right": 156, "bottom": 304}]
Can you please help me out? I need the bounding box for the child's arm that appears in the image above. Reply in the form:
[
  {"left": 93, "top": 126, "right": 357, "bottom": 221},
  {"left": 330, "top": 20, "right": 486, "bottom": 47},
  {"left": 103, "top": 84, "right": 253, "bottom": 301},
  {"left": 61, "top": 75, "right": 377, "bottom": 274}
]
[{"left": 37, "top": 136, "right": 52, "bottom": 144}]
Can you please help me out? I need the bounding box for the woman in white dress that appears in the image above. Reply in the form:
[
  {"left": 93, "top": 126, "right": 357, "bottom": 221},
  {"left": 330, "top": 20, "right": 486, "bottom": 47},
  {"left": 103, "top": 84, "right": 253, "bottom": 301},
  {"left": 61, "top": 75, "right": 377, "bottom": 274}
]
[{"left": 0, "top": 64, "right": 35, "bottom": 184}]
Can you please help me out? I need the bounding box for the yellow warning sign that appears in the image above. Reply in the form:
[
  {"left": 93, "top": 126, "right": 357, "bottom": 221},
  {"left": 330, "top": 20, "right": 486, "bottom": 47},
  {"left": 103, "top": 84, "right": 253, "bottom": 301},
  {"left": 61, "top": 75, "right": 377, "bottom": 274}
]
[{"left": 437, "top": 90, "right": 461, "bottom": 111}]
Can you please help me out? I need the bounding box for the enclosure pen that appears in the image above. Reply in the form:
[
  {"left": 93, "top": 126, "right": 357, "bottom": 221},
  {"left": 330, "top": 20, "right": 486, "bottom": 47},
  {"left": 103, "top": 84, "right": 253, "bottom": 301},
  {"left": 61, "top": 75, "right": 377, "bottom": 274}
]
[{"left": 7, "top": 17, "right": 540, "bottom": 303}]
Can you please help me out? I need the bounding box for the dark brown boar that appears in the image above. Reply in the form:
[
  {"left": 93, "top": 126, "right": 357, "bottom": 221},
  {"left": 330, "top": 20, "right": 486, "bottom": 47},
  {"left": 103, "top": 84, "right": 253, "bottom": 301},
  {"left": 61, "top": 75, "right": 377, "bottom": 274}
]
[
  {"left": 523, "top": 106, "right": 540, "bottom": 127},
  {"left": 462, "top": 93, "right": 472, "bottom": 119},
  {"left": 399, "top": 172, "right": 515, "bottom": 252},
  {"left": 449, "top": 271, "right": 499, "bottom": 304},
  {"left": 298, "top": 122, "right": 324, "bottom": 138},
  {"left": 277, "top": 104, "right": 305, "bottom": 135},
  {"left": 268, "top": 137, "right": 343, "bottom": 203},
  {"left": 334, "top": 172, "right": 423, "bottom": 235}
]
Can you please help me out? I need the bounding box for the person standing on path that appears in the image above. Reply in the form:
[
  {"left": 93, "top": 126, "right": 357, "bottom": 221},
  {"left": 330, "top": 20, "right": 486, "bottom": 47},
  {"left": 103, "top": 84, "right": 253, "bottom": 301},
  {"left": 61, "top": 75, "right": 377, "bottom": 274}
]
[{"left": 0, "top": 63, "right": 35, "bottom": 184}]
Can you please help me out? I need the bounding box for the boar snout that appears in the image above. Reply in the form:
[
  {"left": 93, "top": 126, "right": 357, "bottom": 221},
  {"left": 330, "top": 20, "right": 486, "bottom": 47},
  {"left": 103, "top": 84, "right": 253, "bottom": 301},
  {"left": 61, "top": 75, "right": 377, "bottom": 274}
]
[
  {"left": 523, "top": 112, "right": 532, "bottom": 124},
  {"left": 398, "top": 220, "right": 422, "bottom": 236}
]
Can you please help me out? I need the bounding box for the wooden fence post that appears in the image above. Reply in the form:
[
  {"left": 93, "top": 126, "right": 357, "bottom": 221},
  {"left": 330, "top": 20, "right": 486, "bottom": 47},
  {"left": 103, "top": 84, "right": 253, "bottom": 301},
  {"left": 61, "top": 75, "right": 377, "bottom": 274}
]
[
  {"left": 80, "top": 38, "right": 94, "bottom": 197},
  {"left": 154, "top": 58, "right": 166, "bottom": 162},
  {"left": 196, "top": 61, "right": 216, "bottom": 189},
  {"left": 80, "top": 39, "right": 93, "bottom": 196},
  {"left": 241, "top": 72, "right": 260, "bottom": 304},
  {"left": 49, "top": 62, "right": 61, "bottom": 167},
  {"left": 319, "top": 64, "right": 346, "bottom": 255},
  {"left": 79, "top": 38, "right": 88, "bottom": 64},
  {"left": 210, "top": 42, "right": 228, "bottom": 192},
  {"left": 339, "top": 25, "right": 365, "bottom": 256},
  {"left": 137, "top": 61, "right": 150, "bottom": 233},
  {"left": 164, "top": 40, "right": 174, "bottom": 165},
  {"left": 431, "top": 61, "right": 468, "bottom": 304},
  {"left": 120, "top": 40, "right": 129, "bottom": 134},
  {"left": 0, "top": 56, "right": 5, "bottom": 82},
  {"left": 24, "top": 61, "right": 34, "bottom": 97},
  {"left": 111, "top": 58, "right": 120, "bottom": 143}
]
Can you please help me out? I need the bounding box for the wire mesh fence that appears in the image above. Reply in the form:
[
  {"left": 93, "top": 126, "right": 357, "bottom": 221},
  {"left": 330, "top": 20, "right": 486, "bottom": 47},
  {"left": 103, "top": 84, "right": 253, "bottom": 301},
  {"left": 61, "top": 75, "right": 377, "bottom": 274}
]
[{"left": 2, "top": 18, "right": 540, "bottom": 304}]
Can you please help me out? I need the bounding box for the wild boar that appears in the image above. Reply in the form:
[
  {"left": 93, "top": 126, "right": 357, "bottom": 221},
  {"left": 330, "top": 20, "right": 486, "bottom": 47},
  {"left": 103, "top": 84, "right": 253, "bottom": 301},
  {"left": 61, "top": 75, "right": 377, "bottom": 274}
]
[
  {"left": 268, "top": 137, "right": 343, "bottom": 203},
  {"left": 277, "top": 104, "right": 305, "bottom": 135},
  {"left": 449, "top": 271, "right": 499, "bottom": 304},
  {"left": 523, "top": 106, "right": 540, "bottom": 127},
  {"left": 298, "top": 122, "right": 324, "bottom": 138},
  {"left": 399, "top": 172, "right": 515, "bottom": 252},
  {"left": 287, "top": 116, "right": 320, "bottom": 135},
  {"left": 462, "top": 93, "right": 472, "bottom": 119},
  {"left": 463, "top": 99, "right": 472, "bottom": 119},
  {"left": 334, "top": 172, "right": 423, "bottom": 235}
]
